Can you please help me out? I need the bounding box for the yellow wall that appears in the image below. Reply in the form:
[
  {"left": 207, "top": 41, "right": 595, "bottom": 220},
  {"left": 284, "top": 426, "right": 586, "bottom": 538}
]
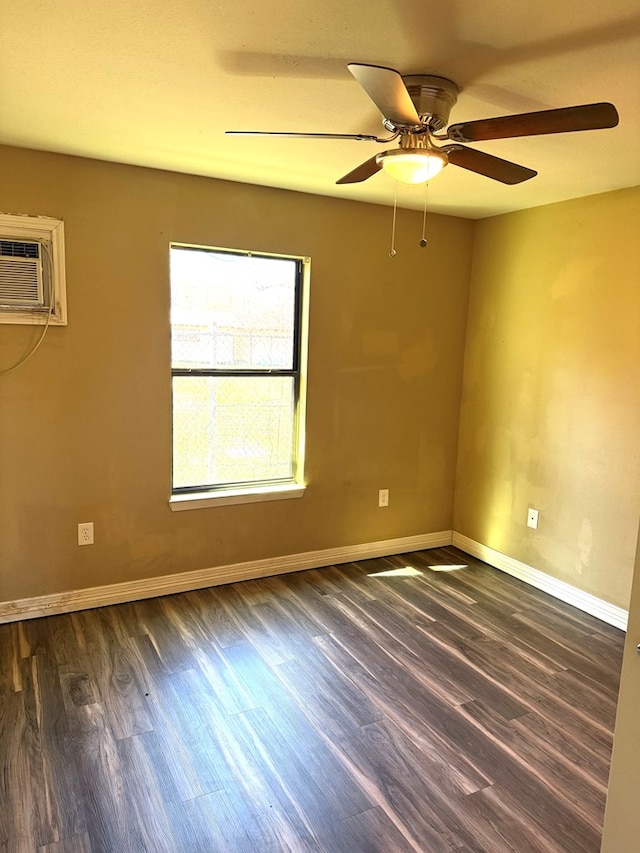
[
  {"left": 454, "top": 187, "right": 640, "bottom": 609},
  {"left": 2, "top": 143, "right": 638, "bottom": 614},
  {"left": 0, "top": 145, "right": 473, "bottom": 603}
]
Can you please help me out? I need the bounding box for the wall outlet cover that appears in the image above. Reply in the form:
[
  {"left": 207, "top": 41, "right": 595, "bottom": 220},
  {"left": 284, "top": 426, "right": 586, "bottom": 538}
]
[{"left": 78, "top": 522, "right": 94, "bottom": 545}]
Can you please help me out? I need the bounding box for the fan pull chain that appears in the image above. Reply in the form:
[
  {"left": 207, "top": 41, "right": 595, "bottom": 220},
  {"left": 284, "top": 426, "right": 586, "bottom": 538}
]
[
  {"left": 389, "top": 183, "right": 398, "bottom": 257},
  {"left": 420, "top": 181, "right": 429, "bottom": 248}
]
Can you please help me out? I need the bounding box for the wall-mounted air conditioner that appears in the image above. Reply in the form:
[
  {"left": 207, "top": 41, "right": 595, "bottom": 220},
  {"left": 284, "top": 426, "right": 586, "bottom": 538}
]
[
  {"left": 0, "top": 214, "right": 67, "bottom": 325},
  {"left": 0, "top": 238, "right": 47, "bottom": 310}
]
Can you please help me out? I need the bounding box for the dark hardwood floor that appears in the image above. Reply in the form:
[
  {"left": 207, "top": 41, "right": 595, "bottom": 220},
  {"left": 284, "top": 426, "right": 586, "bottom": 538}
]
[{"left": 0, "top": 547, "right": 625, "bottom": 852}]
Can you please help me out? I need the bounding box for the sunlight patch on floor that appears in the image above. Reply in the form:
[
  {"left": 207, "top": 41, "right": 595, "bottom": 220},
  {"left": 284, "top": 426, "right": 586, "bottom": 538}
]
[
  {"left": 426, "top": 564, "right": 469, "bottom": 572},
  {"left": 368, "top": 566, "right": 423, "bottom": 578}
]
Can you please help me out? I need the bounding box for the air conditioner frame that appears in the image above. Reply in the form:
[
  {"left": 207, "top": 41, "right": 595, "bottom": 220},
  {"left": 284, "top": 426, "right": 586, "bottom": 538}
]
[{"left": 0, "top": 214, "right": 67, "bottom": 325}]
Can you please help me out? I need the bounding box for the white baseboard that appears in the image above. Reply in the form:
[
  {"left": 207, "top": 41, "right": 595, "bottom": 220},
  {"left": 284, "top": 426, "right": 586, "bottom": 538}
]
[
  {"left": 2, "top": 529, "right": 628, "bottom": 631},
  {"left": 452, "top": 532, "right": 628, "bottom": 631},
  {"left": 0, "top": 531, "right": 452, "bottom": 624}
]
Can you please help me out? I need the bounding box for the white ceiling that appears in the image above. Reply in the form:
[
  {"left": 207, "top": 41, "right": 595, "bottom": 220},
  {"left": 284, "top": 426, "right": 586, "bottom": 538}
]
[{"left": 1, "top": 0, "right": 639, "bottom": 218}]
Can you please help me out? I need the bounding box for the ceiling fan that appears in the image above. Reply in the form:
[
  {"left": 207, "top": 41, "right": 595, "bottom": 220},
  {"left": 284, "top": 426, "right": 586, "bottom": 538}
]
[{"left": 227, "top": 63, "right": 619, "bottom": 186}]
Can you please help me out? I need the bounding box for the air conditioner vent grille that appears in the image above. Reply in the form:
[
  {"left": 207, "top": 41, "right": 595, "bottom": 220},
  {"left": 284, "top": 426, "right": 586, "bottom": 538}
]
[
  {"left": 0, "top": 240, "right": 39, "bottom": 259},
  {"left": 0, "top": 240, "right": 43, "bottom": 307},
  {"left": 0, "top": 259, "right": 41, "bottom": 302}
]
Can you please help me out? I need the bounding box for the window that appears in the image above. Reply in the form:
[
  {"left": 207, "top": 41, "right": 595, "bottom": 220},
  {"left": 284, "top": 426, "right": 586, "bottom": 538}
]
[{"left": 169, "top": 244, "right": 308, "bottom": 506}]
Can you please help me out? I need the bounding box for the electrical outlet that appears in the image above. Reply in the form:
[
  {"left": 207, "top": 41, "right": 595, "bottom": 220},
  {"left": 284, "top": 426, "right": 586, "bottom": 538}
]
[
  {"left": 78, "top": 522, "right": 94, "bottom": 546},
  {"left": 378, "top": 489, "right": 389, "bottom": 508},
  {"left": 527, "top": 508, "right": 539, "bottom": 530}
]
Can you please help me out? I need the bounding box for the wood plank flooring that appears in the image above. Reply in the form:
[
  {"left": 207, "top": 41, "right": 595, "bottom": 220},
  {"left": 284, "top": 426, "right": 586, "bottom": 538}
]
[{"left": 0, "top": 547, "right": 624, "bottom": 852}]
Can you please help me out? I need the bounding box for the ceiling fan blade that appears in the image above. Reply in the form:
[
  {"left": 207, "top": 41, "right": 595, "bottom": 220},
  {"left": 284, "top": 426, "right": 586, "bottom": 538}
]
[
  {"left": 447, "top": 102, "right": 619, "bottom": 143},
  {"left": 226, "top": 130, "right": 380, "bottom": 141},
  {"left": 443, "top": 145, "right": 537, "bottom": 184},
  {"left": 347, "top": 63, "right": 421, "bottom": 127},
  {"left": 336, "top": 155, "right": 382, "bottom": 185}
]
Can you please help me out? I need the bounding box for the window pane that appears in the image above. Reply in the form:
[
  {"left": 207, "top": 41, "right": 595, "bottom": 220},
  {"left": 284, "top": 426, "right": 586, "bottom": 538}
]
[
  {"left": 172, "top": 376, "right": 295, "bottom": 489},
  {"left": 170, "top": 247, "right": 297, "bottom": 370}
]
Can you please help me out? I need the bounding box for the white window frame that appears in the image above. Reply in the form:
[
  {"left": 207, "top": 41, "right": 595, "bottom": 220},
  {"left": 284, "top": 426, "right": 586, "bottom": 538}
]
[{"left": 168, "top": 243, "right": 309, "bottom": 510}]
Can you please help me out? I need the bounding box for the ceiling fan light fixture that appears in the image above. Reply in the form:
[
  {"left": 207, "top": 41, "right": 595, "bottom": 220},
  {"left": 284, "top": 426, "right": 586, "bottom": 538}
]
[{"left": 376, "top": 148, "right": 448, "bottom": 184}]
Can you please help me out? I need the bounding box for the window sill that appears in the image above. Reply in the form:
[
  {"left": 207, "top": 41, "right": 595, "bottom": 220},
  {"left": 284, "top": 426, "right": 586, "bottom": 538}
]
[{"left": 169, "top": 483, "right": 306, "bottom": 511}]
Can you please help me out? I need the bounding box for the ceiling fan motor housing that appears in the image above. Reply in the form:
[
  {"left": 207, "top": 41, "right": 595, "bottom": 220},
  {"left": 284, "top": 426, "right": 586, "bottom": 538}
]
[{"left": 402, "top": 75, "right": 459, "bottom": 130}]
